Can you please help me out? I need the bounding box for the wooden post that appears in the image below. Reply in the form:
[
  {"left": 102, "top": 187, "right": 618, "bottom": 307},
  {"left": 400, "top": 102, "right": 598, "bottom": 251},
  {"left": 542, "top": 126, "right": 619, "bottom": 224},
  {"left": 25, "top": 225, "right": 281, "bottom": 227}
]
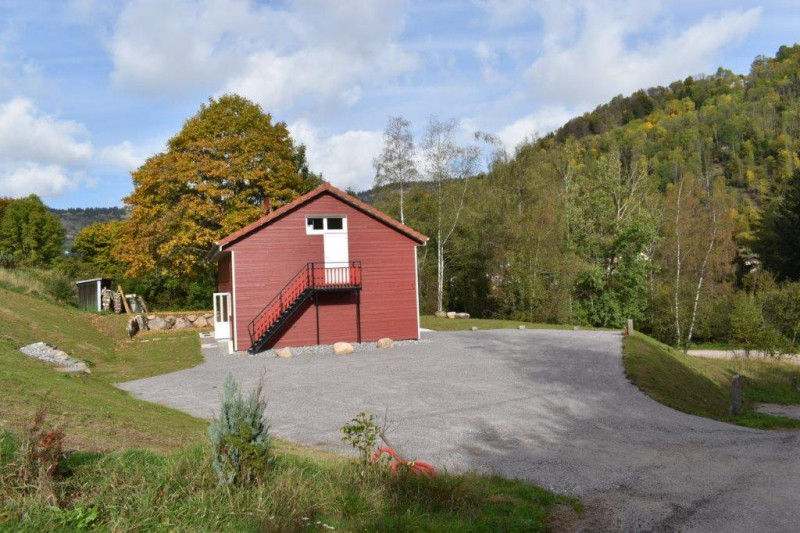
[
  {"left": 728, "top": 375, "right": 743, "bottom": 416},
  {"left": 117, "top": 285, "right": 133, "bottom": 314},
  {"left": 137, "top": 295, "right": 150, "bottom": 313}
]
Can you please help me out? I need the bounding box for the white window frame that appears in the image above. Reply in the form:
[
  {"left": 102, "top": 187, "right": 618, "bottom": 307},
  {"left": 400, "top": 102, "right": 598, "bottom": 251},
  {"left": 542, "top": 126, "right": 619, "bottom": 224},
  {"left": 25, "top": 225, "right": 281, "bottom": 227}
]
[{"left": 305, "top": 215, "right": 348, "bottom": 235}]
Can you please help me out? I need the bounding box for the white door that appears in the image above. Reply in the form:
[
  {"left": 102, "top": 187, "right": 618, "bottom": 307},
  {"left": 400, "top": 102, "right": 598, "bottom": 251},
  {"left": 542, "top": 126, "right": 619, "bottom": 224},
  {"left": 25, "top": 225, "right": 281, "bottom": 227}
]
[
  {"left": 323, "top": 232, "right": 349, "bottom": 284},
  {"left": 213, "top": 292, "right": 231, "bottom": 339}
]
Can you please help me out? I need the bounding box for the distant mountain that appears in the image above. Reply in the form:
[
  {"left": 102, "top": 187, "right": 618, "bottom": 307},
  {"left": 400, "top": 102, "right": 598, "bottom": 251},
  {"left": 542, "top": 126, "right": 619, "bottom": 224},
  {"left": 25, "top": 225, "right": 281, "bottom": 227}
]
[{"left": 49, "top": 207, "right": 129, "bottom": 247}]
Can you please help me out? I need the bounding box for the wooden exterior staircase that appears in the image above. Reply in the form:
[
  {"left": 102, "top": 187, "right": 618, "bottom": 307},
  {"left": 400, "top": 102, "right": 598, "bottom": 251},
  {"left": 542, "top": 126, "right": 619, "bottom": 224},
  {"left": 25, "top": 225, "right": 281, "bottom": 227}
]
[{"left": 247, "top": 261, "right": 362, "bottom": 353}]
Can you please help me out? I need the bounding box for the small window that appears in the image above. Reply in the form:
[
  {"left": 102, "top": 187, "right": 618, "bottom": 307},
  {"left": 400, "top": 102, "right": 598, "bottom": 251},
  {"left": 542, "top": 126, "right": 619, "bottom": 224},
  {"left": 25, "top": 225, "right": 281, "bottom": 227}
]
[
  {"left": 327, "top": 217, "right": 343, "bottom": 230},
  {"left": 307, "top": 217, "right": 324, "bottom": 231}
]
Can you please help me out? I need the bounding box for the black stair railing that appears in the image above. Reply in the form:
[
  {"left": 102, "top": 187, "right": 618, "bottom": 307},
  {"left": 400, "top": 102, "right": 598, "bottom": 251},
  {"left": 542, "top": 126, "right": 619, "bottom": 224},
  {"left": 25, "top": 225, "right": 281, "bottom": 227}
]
[{"left": 247, "top": 261, "right": 361, "bottom": 352}]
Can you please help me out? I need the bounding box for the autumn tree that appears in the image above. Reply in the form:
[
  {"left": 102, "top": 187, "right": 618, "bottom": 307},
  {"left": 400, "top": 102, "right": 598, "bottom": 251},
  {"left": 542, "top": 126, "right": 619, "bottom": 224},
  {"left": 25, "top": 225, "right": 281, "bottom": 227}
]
[
  {"left": 73, "top": 220, "right": 127, "bottom": 278},
  {"left": 373, "top": 116, "right": 418, "bottom": 224},
  {"left": 0, "top": 195, "right": 64, "bottom": 267},
  {"left": 119, "top": 94, "right": 321, "bottom": 280}
]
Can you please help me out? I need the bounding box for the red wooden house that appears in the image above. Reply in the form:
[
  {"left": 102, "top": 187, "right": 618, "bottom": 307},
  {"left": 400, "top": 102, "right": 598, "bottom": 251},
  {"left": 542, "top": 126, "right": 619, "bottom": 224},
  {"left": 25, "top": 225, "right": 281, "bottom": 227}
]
[{"left": 208, "top": 183, "right": 428, "bottom": 353}]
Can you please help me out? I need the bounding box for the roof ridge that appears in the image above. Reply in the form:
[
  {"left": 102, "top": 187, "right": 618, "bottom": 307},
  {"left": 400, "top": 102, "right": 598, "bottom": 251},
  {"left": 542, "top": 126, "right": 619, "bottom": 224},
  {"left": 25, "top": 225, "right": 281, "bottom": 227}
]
[{"left": 214, "top": 182, "right": 428, "bottom": 251}]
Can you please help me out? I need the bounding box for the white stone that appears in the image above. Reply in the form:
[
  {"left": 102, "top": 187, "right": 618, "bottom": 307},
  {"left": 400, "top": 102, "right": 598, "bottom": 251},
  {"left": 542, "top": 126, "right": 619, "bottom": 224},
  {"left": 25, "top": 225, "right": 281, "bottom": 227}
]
[
  {"left": 276, "top": 347, "right": 292, "bottom": 358},
  {"left": 333, "top": 342, "right": 355, "bottom": 355},
  {"left": 376, "top": 338, "right": 394, "bottom": 349},
  {"left": 446, "top": 311, "right": 457, "bottom": 319}
]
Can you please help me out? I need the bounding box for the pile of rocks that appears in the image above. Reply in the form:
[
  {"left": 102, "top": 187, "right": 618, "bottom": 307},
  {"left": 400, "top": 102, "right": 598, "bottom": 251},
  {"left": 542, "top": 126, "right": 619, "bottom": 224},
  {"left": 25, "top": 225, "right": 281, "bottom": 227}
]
[
  {"left": 19, "top": 342, "right": 90, "bottom": 373},
  {"left": 126, "top": 313, "right": 214, "bottom": 336},
  {"left": 434, "top": 311, "right": 470, "bottom": 319}
]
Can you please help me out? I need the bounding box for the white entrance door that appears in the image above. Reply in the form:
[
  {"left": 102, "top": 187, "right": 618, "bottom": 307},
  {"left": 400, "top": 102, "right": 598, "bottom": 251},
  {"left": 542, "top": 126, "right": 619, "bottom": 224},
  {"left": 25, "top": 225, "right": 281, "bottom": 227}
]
[
  {"left": 323, "top": 232, "right": 349, "bottom": 284},
  {"left": 213, "top": 292, "right": 231, "bottom": 339}
]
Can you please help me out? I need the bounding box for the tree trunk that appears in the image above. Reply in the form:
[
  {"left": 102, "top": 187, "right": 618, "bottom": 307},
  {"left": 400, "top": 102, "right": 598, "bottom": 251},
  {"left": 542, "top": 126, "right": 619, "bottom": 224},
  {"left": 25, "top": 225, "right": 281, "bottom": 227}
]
[{"left": 673, "top": 177, "right": 684, "bottom": 347}]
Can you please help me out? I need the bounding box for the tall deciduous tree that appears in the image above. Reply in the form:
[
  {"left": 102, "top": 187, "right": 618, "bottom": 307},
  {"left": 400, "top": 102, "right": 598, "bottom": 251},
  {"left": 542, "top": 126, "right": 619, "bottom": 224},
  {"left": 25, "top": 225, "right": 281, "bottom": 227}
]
[
  {"left": 420, "top": 118, "right": 479, "bottom": 313},
  {"left": 373, "top": 116, "right": 418, "bottom": 225},
  {"left": 119, "top": 94, "right": 321, "bottom": 279},
  {"left": 0, "top": 194, "right": 64, "bottom": 266},
  {"left": 73, "top": 220, "right": 127, "bottom": 278}
]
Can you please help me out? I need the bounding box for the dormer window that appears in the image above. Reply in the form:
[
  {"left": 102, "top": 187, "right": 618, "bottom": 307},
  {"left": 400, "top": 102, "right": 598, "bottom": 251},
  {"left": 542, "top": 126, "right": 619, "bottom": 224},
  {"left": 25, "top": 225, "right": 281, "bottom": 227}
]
[{"left": 306, "top": 216, "right": 346, "bottom": 234}]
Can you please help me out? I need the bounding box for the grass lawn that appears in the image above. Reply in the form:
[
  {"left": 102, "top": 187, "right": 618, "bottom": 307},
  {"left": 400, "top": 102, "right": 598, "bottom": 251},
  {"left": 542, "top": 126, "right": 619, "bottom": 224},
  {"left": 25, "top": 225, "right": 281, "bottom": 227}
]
[
  {"left": 0, "top": 287, "right": 206, "bottom": 452},
  {"left": 1, "top": 288, "right": 577, "bottom": 530},
  {"left": 421, "top": 315, "right": 577, "bottom": 332},
  {"left": 623, "top": 332, "right": 800, "bottom": 430}
]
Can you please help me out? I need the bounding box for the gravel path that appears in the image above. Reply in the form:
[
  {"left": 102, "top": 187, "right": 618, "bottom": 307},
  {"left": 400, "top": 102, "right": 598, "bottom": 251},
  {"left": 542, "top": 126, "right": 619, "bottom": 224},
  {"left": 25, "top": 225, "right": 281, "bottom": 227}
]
[{"left": 119, "top": 330, "right": 800, "bottom": 531}]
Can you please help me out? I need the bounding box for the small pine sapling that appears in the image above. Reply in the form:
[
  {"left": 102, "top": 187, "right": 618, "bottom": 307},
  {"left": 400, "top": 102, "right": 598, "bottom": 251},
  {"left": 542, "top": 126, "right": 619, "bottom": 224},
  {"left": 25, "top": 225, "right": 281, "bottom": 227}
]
[{"left": 208, "top": 375, "right": 271, "bottom": 486}]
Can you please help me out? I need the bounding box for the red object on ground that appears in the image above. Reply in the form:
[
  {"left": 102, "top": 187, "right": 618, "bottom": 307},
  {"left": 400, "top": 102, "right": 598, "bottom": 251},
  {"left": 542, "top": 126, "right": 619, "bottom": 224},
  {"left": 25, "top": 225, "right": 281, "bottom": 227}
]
[{"left": 370, "top": 445, "right": 436, "bottom": 479}]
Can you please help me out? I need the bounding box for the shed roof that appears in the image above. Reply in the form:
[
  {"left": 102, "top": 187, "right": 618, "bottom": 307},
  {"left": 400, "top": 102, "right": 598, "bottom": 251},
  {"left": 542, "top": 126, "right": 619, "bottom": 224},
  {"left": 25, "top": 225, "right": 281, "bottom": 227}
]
[
  {"left": 75, "top": 278, "right": 111, "bottom": 285},
  {"left": 214, "top": 183, "right": 428, "bottom": 254}
]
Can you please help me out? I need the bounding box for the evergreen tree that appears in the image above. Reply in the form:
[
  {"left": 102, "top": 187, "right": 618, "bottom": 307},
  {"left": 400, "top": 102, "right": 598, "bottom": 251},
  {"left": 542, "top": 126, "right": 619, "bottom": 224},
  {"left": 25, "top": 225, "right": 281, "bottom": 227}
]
[{"left": 755, "top": 168, "right": 800, "bottom": 281}]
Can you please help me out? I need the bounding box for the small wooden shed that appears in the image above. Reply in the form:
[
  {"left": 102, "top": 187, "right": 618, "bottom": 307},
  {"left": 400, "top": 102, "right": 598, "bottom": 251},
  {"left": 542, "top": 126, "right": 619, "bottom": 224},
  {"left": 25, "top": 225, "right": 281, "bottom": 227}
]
[
  {"left": 208, "top": 183, "right": 428, "bottom": 353},
  {"left": 76, "top": 278, "right": 112, "bottom": 312}
]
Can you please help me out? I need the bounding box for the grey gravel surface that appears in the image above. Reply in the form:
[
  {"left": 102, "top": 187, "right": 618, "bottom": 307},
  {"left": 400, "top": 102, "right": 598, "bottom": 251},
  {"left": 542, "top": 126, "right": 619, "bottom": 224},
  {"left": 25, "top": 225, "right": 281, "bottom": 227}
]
[{"left": 118, "top": 329, "right": 800, "bottom": 531}]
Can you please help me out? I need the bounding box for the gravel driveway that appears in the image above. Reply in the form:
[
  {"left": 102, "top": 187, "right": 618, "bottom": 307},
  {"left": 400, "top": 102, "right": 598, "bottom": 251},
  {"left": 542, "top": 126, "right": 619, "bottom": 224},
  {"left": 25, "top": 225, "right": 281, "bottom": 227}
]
[{"left": 118, "top": 329, "right": 800, "bottom": 531}]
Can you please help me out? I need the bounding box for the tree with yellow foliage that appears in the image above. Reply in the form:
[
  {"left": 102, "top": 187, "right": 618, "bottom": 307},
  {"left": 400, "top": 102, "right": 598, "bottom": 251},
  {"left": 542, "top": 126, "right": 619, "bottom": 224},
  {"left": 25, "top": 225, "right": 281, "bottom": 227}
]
[{"left": 119, "top": 95, "right": 321, "bottom": 280}]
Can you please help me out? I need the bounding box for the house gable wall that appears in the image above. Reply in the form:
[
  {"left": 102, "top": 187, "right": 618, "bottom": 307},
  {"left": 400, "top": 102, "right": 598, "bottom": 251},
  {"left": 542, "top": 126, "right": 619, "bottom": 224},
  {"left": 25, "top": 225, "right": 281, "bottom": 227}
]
[{"left": 227, "top": 192, "right": 420, "bottom": 350}]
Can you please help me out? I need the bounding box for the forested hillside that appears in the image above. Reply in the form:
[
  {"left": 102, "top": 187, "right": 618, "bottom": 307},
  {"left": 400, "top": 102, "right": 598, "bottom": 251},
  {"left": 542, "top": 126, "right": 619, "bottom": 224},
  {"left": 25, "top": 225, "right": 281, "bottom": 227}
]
[
  {"left": 373, "top": 44, "right": 800, "bottom": 351},
  {"left": 50, "top": 207, "right": 128, "bottom": 246}
]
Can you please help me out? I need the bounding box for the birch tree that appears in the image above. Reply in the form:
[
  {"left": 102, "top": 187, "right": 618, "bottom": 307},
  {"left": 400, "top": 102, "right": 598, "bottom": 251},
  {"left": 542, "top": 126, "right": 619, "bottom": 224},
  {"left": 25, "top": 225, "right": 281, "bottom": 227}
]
[
  {"left": 373, "top": 116, "right": 418, "bottom": 224},
  {"left": 420, "top": 118, "right": 479, "bottom": 313}
]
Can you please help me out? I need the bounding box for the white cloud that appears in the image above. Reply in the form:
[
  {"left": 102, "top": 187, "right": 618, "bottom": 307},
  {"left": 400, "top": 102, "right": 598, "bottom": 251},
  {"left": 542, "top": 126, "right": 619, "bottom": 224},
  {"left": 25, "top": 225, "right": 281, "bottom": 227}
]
[
  {"left": 97, "top": 140, "right": 149, "bottom": 170},
  {"left": 526, "top": 3, "right": 762, "bottom": 108},
  {"left": 108, "top": 0, "right": 416, "bottom": 111},
  {"left": 0, "top": 96, "right": 150, "bottom": 198},
  {"left": 0, "top": 97, "right": 92, "bottom": 166},
  {"left": 0, "top": 163, "right": 83, "bottom": 197},
  {"left": 473, "top": 0, "right": 537, "bottom": 28},
  {"left": 496, "top": 107, "right": 574, "bottom": 149},
  {"left": 289, "top": 120, "right": 383, "bottom": 192},
  {"left": 474, "top": 41, "right": 502, "bottom": 84}
]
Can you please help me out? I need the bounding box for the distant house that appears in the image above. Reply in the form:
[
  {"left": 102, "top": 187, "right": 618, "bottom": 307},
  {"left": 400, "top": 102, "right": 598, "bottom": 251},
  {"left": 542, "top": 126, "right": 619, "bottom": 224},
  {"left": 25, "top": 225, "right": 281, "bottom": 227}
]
[{"left": 208, "top": 183, "right": 428, "bottom": 353}]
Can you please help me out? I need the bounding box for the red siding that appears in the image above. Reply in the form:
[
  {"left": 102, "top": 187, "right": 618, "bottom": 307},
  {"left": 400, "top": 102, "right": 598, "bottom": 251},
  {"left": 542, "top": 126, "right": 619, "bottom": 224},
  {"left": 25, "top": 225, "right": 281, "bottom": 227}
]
[
  {"left": 217, "top": 253, "right": 232, "bottom": 293},
  {"left": 227, "top": 192, "right": 420, "bottom": 350}
]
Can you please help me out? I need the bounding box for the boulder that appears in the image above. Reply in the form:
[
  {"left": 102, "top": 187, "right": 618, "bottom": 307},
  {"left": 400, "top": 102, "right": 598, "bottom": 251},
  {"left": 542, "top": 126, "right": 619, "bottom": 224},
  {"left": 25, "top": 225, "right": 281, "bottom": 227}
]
[
  {"left": 204, "top": 313, "right": 213, "bottom": 320},
  {"left": 446, "top": 311, "right": 457, "bottom": 319},
  {"left": 518, "top": 325, "right": 526, "bottom": 330},
  {"left": 163, "top": 316, "right": 176, "bottom": 329},
  {"left": 276, "top": 347, "right": 292, "bottom": 358},
  {"left": 434, "top": 310, "right": 447, "bottom": 318},
  {"left": 134, "top": 314, "right": 149, "bottom": 332},
  {"left": 455, "top": 312, "right": 470, "bottom": 319},
  {"left": 187, "top": 314, "right": 198, "bottom": 323},
  {"left": 194, "top": 316, "right": 208, "bottom": 328},
  {"left": 470, "top": 326, "right": 478, "bottom": 331},
  {"left": 126, "top": 318, "right": 139, "bottom": 337},
  {"left": 333, "top": 342, "right": 355, "bottom": 355},
  {"left": 376, "top": 337, "right": 394, "bottom": 349},
  {"left": 174, "top": 317, "right": 189, "bottom": 330},
  {"left": 149, "top": 316, "right": 167, "bottom": 330},
  {"left": 147, "top": 314, "right": 156, "bottom": 320}
]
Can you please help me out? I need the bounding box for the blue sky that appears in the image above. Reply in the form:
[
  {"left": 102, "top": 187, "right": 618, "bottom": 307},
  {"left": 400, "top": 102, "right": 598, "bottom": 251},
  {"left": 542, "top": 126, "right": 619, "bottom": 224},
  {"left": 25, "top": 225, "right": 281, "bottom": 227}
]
[{"left": 0, "top": 0, "right": 797, "bottom": 208}]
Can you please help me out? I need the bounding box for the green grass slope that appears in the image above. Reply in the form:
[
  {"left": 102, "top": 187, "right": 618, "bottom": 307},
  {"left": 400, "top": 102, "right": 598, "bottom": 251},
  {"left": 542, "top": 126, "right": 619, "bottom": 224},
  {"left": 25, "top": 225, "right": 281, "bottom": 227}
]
[
  {"left": 0, "top": 287, "right": 205, "bottom": 452},
  {"left": 623, "top": 333, "right": 800, "bottom": 429}
]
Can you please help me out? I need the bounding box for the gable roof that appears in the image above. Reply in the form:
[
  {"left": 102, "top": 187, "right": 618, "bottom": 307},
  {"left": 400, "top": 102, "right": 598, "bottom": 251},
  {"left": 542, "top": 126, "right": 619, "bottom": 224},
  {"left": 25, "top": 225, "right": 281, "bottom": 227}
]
[{"left": 214, "top": 183, "right": 428, "bottom": 254}]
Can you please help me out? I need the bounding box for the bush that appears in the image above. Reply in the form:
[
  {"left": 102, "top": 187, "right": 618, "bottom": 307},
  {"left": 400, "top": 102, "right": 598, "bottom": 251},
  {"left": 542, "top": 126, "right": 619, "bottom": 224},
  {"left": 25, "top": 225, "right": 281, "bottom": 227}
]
[
  {"left": 340, "top": 411, "right": 381, "bottom": 467},
  {"left": 207, "top": 375, "right": 271, "bottom": 486},
  {"left": 42, "top": 270, "right": 76, "bottom": 305}
]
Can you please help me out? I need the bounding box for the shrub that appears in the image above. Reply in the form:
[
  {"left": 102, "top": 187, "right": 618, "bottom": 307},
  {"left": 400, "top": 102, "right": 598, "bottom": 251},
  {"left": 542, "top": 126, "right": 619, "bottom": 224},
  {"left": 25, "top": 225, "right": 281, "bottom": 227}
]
[
  {"left": 42, "top": 270, "right": 76, "bottom": 305},
  {"left": 207, "top": 375, "right": 271, "bottom": 486},
  {"left": 341, "top": 412, "right": 381, "bottom": 467}
]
